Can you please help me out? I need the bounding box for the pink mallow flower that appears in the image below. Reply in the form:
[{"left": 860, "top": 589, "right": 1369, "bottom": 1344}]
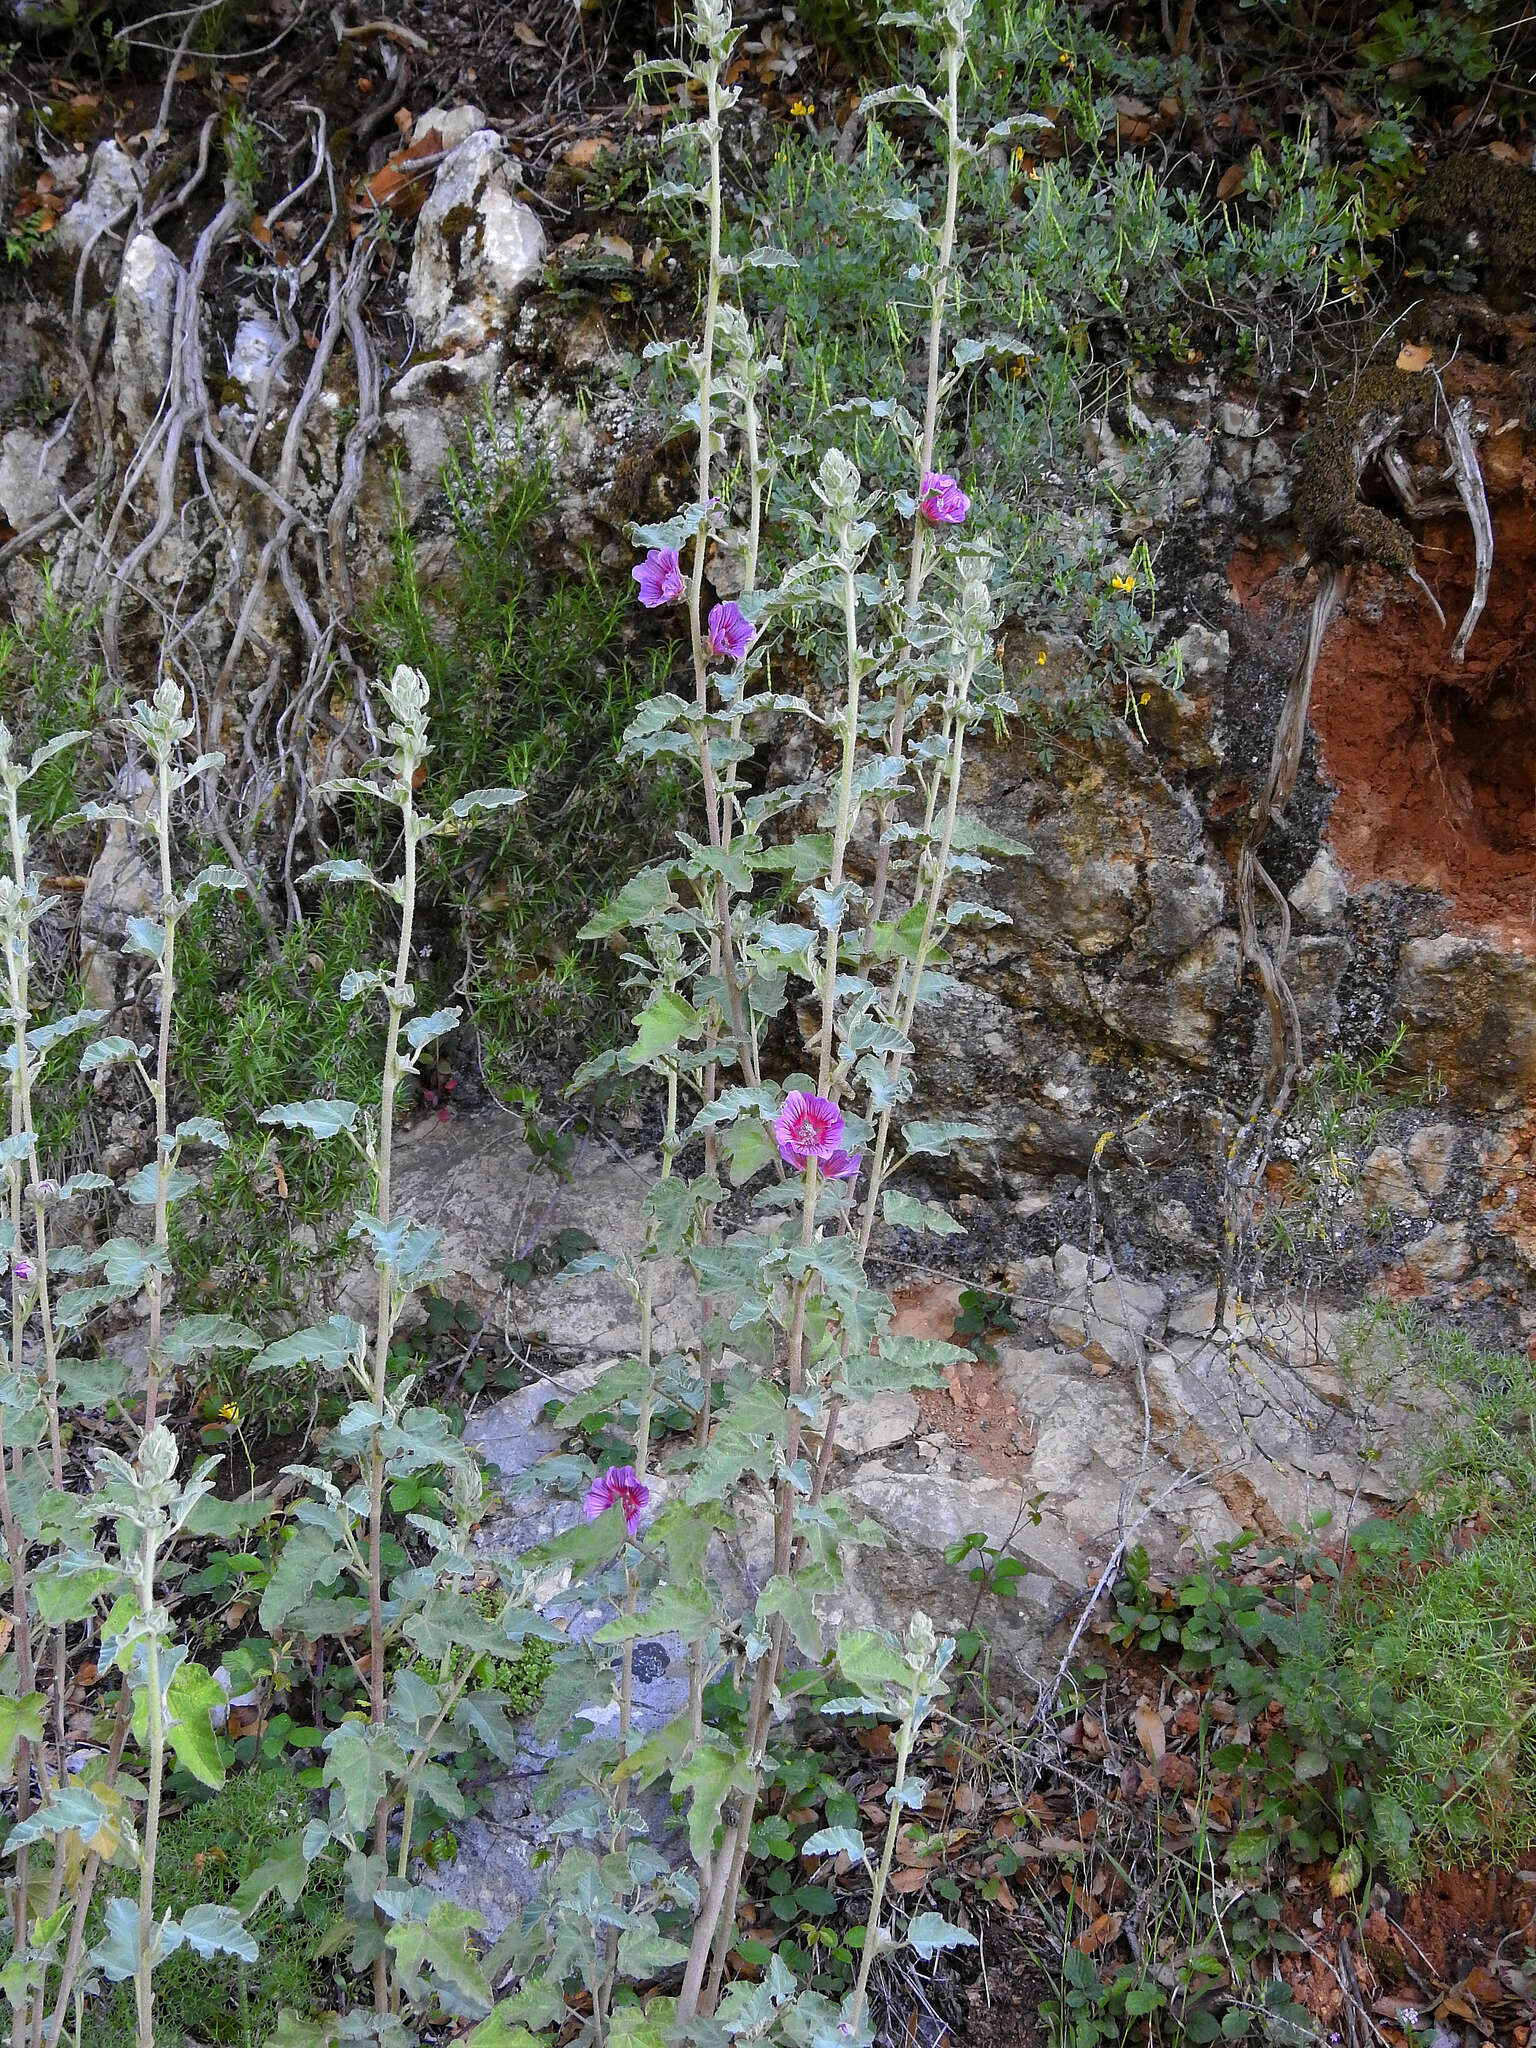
[
  {"left": 707, "top": 601, "right": 755, "bottom": 662},
  {"left": 918, "top": 470, "right": 970, "bottom": 526},
  {"left": 632, "top": 548, "right": 685, "bottom": 608},
  {"left": 774, "top": 1090, "right": 856, "bottom": 1173},
  {"left": 583, "top": 1463, "right": 650, "bottom": 1536},
  {"left": 12, "top": 1258, "right": 33, "bottom": 1285},
  {"left": 821, "top": 1149, "right": 862, "bottom": 1181}
]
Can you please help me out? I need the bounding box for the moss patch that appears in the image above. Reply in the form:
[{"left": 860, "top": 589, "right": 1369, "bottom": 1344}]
[
  {"left": 1411, "top": 153, "right": 1536, "bottom": 300},
  {"left": 1293, "top": 365, "right": 1436, "bottom": 573}
]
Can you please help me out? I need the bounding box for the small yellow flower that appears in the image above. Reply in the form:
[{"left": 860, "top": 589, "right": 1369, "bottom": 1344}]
[
  {"left": 1011, "top": 145, "right": 1024, "bottom": 171},
  {"left": 218, "top": 1401, "right": 239, "bottom": 1423},
  {"left": 1139, "top": 691, "right": 1151, "bottom": 705},
  {"left": 789, "top": 98, "right": 814, "bottom": 117},
  {"left": 1111, "top": 573, "right": 1136, "bottom": 593},
  {"left": 1036, "top": 650, "right": 1048, "bottom": 666}
]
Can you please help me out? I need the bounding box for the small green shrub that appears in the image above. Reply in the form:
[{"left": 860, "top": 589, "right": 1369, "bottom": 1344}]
[
  {"left": 0, "top": 581, "right": 113, "bottom": 829},
  {"left": 169, "top": 890, "right": 385, "bottom": 1429},
  {"left": 363, "top": 416, "right": 686, "bottom": 1093}
]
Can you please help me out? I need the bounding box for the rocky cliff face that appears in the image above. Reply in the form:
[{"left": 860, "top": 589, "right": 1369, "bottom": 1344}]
[{"left": 3, "top": 75, "right": 1535, "bottom": 1355}]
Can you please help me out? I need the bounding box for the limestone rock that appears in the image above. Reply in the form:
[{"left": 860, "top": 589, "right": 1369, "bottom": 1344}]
[
  {"left": 374, "top": 352, "right": 502, "bottom": 523},
  {"left": 356, "top": 1117, "right": 700, "bottom": 1360},
  {"left": 1289, "top": 846, "right": 1349, "bottom": 927},
  {"left": 832, "top": 1389, "right": 919, "bottom": 1458},
  {"left": 847, "top": 1462, "right": 1086, "bottom": 1585},
  {"left": 1360, "top": 1145, "right": 1429, "bottom": 1219},
  {"left": 1047, "top": 1250, "right": 1163, "bottom": 1373},
  {"left": 0, "top": 426, "right": 69, "bottom": 533},
  {"left": 78, "top": 769, "right": 157, "bottom": 1012},
  {"left": 112, "top": 232, "right": 179, "bottom": 435},
  {"left": 1396, "top": 934, "right": 1536, "bottom": 1109},
  {"left": 407, "top": 131, "right": 546, "bottom": 351},
  {"left": 412, "top": 104, "right": 488, "bottom": 151},
  {"left": 466, "top": 1361, "right": 604, "bottom": 1483},
  {"left": 56, "top": 139, "right": 142, "bottom": 258},
  {"left": 1406, "top": 1122, "right": 1458, "bottom": 1197},
  {"left": 0, "top": 99, "right": 17, "bottom": 225},
  {"left": 1053, "top": 1244, "right": 1110, "bottom": 1295},
  {"left": 1399, "top": 1220, "right": 1471, "bottom": 1285},
  {"left": 226, "top": 310, "right": 290, "bottom": 400}
]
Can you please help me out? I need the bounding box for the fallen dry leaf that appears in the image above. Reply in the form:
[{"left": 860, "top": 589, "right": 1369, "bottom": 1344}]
[
  {"left": 1396, "top": 341, "right": 1434, "bottom": 373},
  {"left": 1216, "top": 162, "right": 1247, "bottom": 201},
  {"left": 563, "top": 135, "right": 617, "bottom": 173},
  {"left": 1489, "top": 140, "right": 1526, "bottom": 164},
  {"left": 1134, "top": 1703, "right": 1167, "bottom": 1764},
  {"left": 1074, "top": 1911, "right": 1124, "bottom": 1956}
]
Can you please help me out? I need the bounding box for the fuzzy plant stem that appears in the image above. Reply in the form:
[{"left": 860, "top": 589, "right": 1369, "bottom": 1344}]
[
  {"left": 679, "top": 521, "right": 868, "bottom": 2021},
  {"left": 142, "top": 754, "right": 176, "bottom": 1432},
  {"left": 617, "top": 1059, "right": 675, "bottom": 1745},
  {"left": 42, "top": 1697, "right": 132, "bottom": 2048},
  {"left": 132, "top": 1529, "right": 165, "bottom": 2048},
  {"left": 0, "top": 891, "right": 38, "bottom": 2042},
  {"left": 696, "top": 537, "right": 867, "bottom": 2010},
  {"left": 2, "top": 786, "right": 64, "bottom": 1489},
  {"left": 847, "top": 1702, "right": 918, "bottom": 2033},
  {"left": 859, "top": 645, "right": 978, "bottom": 1252},
  {"left": 866, "top": 26, "right": 964, "bottom": 940},
  {"left": 369, "top": 788, "right": 418, "bottom": 2014},
  {"left": 0, "top": 1409, "right": 35, "bottom": 2033},
  {"left": 593, "top": 1063, "right": 679, "bottom": 2035},
  {"left": 685, "top": 33, "right": 755, "bottom": 1086}
]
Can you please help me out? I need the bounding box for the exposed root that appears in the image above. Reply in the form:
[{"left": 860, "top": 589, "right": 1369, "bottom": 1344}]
[
  {"left": 1236, "top": 567, "right": 1340, "bottom": 1116},
  {"left": 1443, "top": 393, "right": 1494, "bottom": 663}
]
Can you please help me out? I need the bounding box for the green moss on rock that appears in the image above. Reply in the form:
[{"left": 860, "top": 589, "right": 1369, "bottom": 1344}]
[
  {"left": 1293, "top": 365, "right": 1436, "bottom": 574},
  {"left": 1411, "top": 153, "right": 1536, "bottom": 299}
]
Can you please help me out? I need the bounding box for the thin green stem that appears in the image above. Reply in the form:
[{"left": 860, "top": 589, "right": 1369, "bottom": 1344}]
[
  {"left": 369, "top": 792, "right": 418, "bottom": 2013},
  {"left": 132, "top": 1537, "right": 164, "bottom": 2048},
  {"left": 866, "top": 28, "right": 964, "bottom": 941},
  {"left": 848, "top": 1708, "right": 916, "bottom": 2032},
  {"left": 144, "top": 761, "right": 175, "bottom": 1432}
]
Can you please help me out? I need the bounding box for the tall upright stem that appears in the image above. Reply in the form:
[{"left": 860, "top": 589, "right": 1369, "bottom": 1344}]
[
  {"left": 848, "top": 1711, "right": 916, "bottom": 2032},
  {"left": 369, "top": 792, "right": 417, "bottom": 2013},
  {"left": 866, "top": 30, "right": 964, "bottom": 940},
  {"left": 860, "top": 648, "right": 977, "bottom": 1254},
  {"left": 132, "top": 1535, "right": 164, "bottom": 2048},
  {"left": 692, "top": 543, "right": 866, "bottom": 2008},
  {"left": 144, "top": 763, "right": 175, "bottom": 1432}
]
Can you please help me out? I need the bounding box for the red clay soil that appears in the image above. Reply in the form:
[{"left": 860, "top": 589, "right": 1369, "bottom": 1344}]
[{"left": 1305, "top": 500, "right": 1536, "bottom": 940}]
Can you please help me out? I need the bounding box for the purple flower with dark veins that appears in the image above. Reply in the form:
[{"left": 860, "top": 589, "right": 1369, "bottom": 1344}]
[
  {"left": 773, "top": 1092, "right": 861, "bottom": 1182},
  {"left": 583, "top": 1464, "right": 651, "bottom": 1536},
  {"left": 918, "top": 470, "right": 970, "bottom": 526},
  {"left": 632, "top": 548, "right": 685, "bottom": 608},
  {"left": 707, "top": 601, "right": 755, "bottom": 662}
]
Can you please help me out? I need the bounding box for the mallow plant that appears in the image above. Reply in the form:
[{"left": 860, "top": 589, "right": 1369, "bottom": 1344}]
[
  {"left": 472, "top": 0, "right": 1034, "bottom": 2038},
  {"left": 2, "top": 0, "right": 1042, "bottom": 2034},
  {"left": 0, "top": 692, "right": 261, "bottom": 2048},
  {"left": 0, "top": 671, "right": 541, "bottom": 2048}
]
